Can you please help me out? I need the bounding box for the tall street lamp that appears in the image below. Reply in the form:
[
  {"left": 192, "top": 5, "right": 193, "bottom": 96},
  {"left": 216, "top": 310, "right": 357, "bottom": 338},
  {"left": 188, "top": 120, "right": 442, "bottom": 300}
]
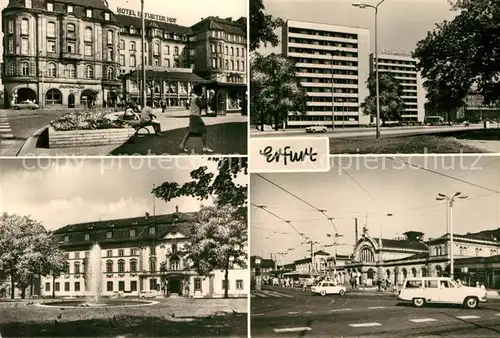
[
  {"left": 436, "top": 192, "right": 468, "bottom": 279},
  {"left": 352, "top": 0, "right": 386, "bottom": 139}
]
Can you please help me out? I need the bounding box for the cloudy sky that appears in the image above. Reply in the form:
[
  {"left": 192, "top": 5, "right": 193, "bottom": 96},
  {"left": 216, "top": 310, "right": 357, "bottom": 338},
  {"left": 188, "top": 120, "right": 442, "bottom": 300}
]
[
  {"left": 1, "top": 157, "right": 247, "bottom": 230},
  {"left": 259, "top": 0, "right": 458, "bottom": 55},
  {"left": 251, "top": 156, "right": 500, "bottom": 265}
]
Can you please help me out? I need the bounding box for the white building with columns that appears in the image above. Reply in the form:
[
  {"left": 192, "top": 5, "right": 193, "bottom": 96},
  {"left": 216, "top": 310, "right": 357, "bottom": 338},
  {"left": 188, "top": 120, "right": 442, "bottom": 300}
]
[{"left": 40, "top": 209, "right": 248, "bottom": 298}]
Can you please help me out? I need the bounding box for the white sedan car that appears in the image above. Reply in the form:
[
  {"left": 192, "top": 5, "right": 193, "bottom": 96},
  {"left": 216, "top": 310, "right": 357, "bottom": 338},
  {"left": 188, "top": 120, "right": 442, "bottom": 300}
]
[
  {"left": 311, "top": 281, "right": 347, "bottom": 296},
  {"left": 305, "top": 125, "right": 328, "bottom": 133}
]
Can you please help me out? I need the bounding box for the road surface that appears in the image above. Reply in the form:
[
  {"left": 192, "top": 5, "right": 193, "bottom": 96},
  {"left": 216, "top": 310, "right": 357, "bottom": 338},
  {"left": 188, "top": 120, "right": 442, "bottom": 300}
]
[
  {"left": 251, "top": 286, "right": 500, "bottom": 337},
  {"left": 250, "top": 124, "right": 496, "bottom": 139}
]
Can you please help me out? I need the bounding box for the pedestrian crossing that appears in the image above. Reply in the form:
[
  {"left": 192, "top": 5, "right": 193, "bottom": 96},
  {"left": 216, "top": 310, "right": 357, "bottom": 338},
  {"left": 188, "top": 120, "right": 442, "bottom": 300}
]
[
  {"left": 251, "top": 290, "right": 293, "bottom": 298},
  {"left": 0, "top": 111, "right": 14, "bottom": 140}
]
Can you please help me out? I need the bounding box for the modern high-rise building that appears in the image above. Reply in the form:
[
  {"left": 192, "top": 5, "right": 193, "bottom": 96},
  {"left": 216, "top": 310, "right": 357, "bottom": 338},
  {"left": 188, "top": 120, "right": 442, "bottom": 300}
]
[
  {"left": 370, "top": 52, "right": 425, "bottom": 123},
  {"left": 282, "top": 20, "right": 370, "bottom": 128}
]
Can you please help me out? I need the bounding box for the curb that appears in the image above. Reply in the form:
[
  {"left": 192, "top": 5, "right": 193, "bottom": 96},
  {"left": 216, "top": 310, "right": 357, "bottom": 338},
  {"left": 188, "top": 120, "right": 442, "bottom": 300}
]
[{"left": 16, "top": 125, "right": 48, "bottom": 156}]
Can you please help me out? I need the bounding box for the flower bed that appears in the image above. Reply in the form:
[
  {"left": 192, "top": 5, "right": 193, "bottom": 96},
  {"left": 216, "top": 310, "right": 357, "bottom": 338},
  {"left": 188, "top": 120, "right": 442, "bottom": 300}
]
[{"left": 48, "top": 111, "right": 135, "bottom": 148}]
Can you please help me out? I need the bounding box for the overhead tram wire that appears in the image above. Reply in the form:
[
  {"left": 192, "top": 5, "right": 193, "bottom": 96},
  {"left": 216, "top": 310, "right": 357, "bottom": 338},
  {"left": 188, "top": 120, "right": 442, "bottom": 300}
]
[
  {"left": 386, "top": 157, "right": 500, "bottom": 194},
  {"left": 255, "top": 174, "right": 339, "bottom": 234},
  {"left": 250, "top": 203, "right": 307, "bottom": 239}
]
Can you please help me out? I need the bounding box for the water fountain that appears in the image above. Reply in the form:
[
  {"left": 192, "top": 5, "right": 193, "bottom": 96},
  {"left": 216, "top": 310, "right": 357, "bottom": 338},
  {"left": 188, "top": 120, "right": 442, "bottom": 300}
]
[
  {"left": 85, "top": 242, "right": 102, "bottom": 305},
  {"left": 38, "top": 242, "right": 157, "bottom": 309}
]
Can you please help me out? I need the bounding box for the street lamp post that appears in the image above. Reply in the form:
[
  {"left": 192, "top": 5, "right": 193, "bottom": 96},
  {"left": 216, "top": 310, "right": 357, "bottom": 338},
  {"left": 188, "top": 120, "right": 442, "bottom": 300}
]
[
  {"left": 353, "top": 0, "right": 386, "bottom": 139},
  {"left": 140, "top": 0, "right": 147, "bottom": 108},
  {"left": 436, "top": 192, "right": 468, "bottom": 279}
]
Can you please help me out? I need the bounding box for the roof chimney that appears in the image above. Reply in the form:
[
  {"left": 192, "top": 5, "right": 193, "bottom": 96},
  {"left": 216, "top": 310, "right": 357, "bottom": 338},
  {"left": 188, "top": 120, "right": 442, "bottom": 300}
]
[
  {"left": 145, "top": 212, "right": 150, "bottom": 219},
  {"left": 175, "top": 205, "right": 179, "bottom": 213}
]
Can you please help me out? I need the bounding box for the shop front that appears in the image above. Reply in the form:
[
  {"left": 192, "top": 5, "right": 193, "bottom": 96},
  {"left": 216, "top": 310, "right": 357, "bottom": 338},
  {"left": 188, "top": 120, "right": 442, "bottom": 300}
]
[{"left": 205, "top": 82, "right": 247, "bottom": 116}]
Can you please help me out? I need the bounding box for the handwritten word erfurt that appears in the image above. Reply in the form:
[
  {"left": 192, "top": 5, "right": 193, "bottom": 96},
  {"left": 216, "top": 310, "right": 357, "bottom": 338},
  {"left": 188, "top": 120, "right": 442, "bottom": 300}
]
[{"left": 259, "top": 146, "right": 318, "bottom": 166}]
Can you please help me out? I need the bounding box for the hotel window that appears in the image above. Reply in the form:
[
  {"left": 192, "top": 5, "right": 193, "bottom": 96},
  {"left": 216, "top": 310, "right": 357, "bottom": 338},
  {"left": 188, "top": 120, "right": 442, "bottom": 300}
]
[
  {"left": 119, "top": 55, "right": 125, "bottom": 66},
  {"left": 74, "top": 262, "right": 80, "bottom": 274},
  {"left": 106, "top": 260, "right": 113, "bottom": 273},
  {"left": 130, "top": 281, "right": 137, "bottom": 291},
  {"left": 84, "top": 28, "right": 92, "bottom": 42},
  {"left": 118, "top": 260, "right": 125, "bottom": 273},
  {"left": 169, "top": 256, "right": 180, "bottom": 270},
  {"left": 74, "top": 282, "right": 80, "bottom": 292},
  {"left": 116, "top": 249, "right": 123, "bottom": 257},
  {"left": 64, "top": 235, "right": 69, "bottom": 242},
  {"left": 107, "top": 67, "right": 114, "bottom": 79},
  {"left": 7, "top": 62, "right": 14, "bottom": 75},
  {"left": 231, "top": 47, "right": 234, "bottom": 56},
  {"left": 107, "top": 281, "right": 113, "bottom": 291},
  {"left": 212, "top": 58, "right": 216, "bottom": 68},
  {"left": 224, "top": 60, "right": 228, "bottom": 70},
  {"left": 149, "top": 227, "right": 155, "bottom": 235},
  {"left": 84, "top": 233, "right": 89, "bottom": 241},
  {"left": 130, "top": 259, "right": 137, "bottom": 272},
  {"left": 45, "top": 283, "right": 50, "bottom": 292},
  {"left": 217, "top": 44, "right": 222, "bottom": 53},
  {"left": 66, "top": 24, "right": 75, "bottom": 39},
  {"left": 230, "top": 60, "right": 234, "bottom": 71},
  {"left": 86, "top": 9, "right": 92, "bottom": 18},
  {"left": 64, "top": 282, "right": 70, "bottom": 291},
  {"left": 164, "top": 45, "right": 170, "bottom": 55},
  {"left": 106, "top": 250, "right": 112, "bottom": 257},
  {"left": 242, "top": 48, "right": 245, "bottom": 57},
  {"left": 242, "top": 61, "right": 245, "bottom": 71},
  {"left": 236, "top": 61, "right": 240, "bottom": 71},
  {"left": 149, "top": 258, "right": 156, "bottom": 272},
  {"left": 130, "top": 55, "right": 136, "bottom": 67},
  {"left": 21, "top": 62, "right": 29, "bottom": 76},
  {"left": 118, "top": 281, "right": 125, "bottom": 291},
  {"left": 119, "top": 40, "right": 125, "bottom": 50},
  {"left": 154, "top": 43, "right": 159, "bottom": 55},
  {"left": 67, "top": 5, "right": 73, "bottom": 13},
  {"left": 174, "top": 46, "right": 179, "bottom": 55},
  {"left": 21, "top": 19, "right": 29, "bottom": 35},
  {"left": 8, "top": 38, "right": 13, "bottom": 53},
  {"left": 65, "top": 64, "right": 76, "bottom": 77},
  {"left": 8, "top": 20, "right": 13, "bottom": 34},
  {"left": 154, "top": 58, "right": 159, "bottom": 66},
  {"left": 131, "top": 248, "right": 137, "bottom": 256},
  {"left": 236, "top": 48, "right": 239, "bottom": 57},
  {"left": 67, "top": 41, "right": 75, "bottom": 54},
  {"left": 104, "top": 12, "right": 110, "bottom": 21},
  {"left": 21, "top": 38, "right": 29, "bottom": 54},
  {"left": 47, "top": 22, "right": 56, "bottom": 37},
  {"left": 129, "top": 228, "right": 136, "bottom": 237},
  {"left": 149, "top": 279, "right": 158, "bottom": 291},
  {"left": 82, "top": 44, "right": 92, "bottom": 56},
  {"left": 54, "top": 282, "right": 60, "bottom": 291},
  {"left": 107, "top": 47, "right": 113, "bottom": 61},
  {"left": 130, "top": 41, "right": 136, "bottom": 51},
  {"left": 105, "top": 230, "right": 112, "bottom": 238},
  {"left": 194, "top": 278, "right": 202, "bottom": 291},
  {"left": 236, "top": 279, "right": 243, "bottom": 290},
  {"left": 107, "top": 30, "right": 113, "bottom": 45},
  {"left": 47, "top": 2, "right": 53, "bottom": 11},
  {"left": 25, "top": 0, "right": 32, "bottom": 8},
  {"left": 164, "top": 58, "right": 170, "bottom": 67},
  {"left": 211, "top": 44, "right": 216, "bottom": 53},
  {"left": 225, "top": 46, "right": 228, "bottom": 55}
]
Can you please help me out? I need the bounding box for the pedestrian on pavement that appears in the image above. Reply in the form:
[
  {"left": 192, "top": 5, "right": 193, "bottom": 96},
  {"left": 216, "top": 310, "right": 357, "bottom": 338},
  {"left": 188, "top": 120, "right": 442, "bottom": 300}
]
[
  {"left": 377, "top": 279, "right": 382, "bottom": 292},
  {"left": 140, "top": 106, "right": 162, "bottom": 136},
  {"left": 179, "top": 84, "right": 213, "bottom": 153}
]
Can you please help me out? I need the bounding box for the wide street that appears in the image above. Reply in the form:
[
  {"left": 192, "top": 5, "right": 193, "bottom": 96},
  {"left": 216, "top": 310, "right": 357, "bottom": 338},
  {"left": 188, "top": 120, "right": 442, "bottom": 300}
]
[
  {"left": 0, "top": 108, "right": 247, "bottom": 156},
  {"left": 251, "top": 286, "right": 500, "bottom": 337},
  {"left": 250, "top": 124, "right": 492, "bottom": 139}
]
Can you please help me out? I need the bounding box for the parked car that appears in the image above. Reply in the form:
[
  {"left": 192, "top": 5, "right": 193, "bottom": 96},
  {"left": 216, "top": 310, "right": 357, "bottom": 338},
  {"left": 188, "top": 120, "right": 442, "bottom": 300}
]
[
  {"left": 110, "top": 291, "right": 125, "bottom": 298},
  {"left": 311, "top": 281, "right": 347, "bottom": 296},
  {"left": 398, "top": 277, "right": 487, "bottom": 309},
  {"left": 12, "top": 100, "right": 39, "bottom": 110},
  {"left": 305, "top": 125, "right": 328, "bottom": 133},
  {"left": 139, "top": 290, "right": 159, "bottom": 298}
]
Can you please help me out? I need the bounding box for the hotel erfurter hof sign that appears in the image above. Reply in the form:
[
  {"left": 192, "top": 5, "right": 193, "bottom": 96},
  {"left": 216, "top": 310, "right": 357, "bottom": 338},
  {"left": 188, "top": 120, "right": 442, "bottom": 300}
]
[{"left": 116, "top": 7, "right": 177, "bottom": 24}]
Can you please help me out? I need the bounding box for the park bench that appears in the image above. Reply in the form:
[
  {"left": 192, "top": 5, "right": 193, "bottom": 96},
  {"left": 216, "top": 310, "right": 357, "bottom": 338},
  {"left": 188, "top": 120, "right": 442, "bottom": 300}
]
[{"left": 116, "top": 112, "right": 153, "bottom": 135}]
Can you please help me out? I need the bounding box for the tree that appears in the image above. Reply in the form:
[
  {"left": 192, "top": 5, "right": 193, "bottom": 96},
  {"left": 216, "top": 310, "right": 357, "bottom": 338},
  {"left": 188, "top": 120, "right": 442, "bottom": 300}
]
[
  {"left": 187, "top": 205, "right": 247, "bottom": 298},
  {"left": 250, "top": 0, "right": 284, "bottom": 52},
  {"left": 414, "top": 0, "right": 500, "bottom": 117},
  {"left": 0, "top": 214, "right": 63, "bottom": 299},
  {"left": 152, "top": 157, "right": 247, "bottom": 213},
  {"left": 361, "top": 73, "right": 404, "bottom": 125},
  {"left": 44, "top": 248, "right": 68, "bottom": 299},
  {"left": 251, "top": 53, "right": 307, "bottom": 130}
]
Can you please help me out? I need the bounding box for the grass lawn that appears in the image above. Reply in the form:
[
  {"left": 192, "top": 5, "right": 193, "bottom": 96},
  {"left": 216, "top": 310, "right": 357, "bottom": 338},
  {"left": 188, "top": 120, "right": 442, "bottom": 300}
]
[
  {"left": 0, "top": 298, "right": 247, "bottom": 337},
  {"left": 329, "top": 135, "right": 487, "bottom": 154}
]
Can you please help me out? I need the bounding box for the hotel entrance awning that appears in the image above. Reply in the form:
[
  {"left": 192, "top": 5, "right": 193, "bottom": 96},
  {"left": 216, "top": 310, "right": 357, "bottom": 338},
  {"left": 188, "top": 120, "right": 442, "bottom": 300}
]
[{"left": 121, "top": 70, "right": 207, "bottom": 83}]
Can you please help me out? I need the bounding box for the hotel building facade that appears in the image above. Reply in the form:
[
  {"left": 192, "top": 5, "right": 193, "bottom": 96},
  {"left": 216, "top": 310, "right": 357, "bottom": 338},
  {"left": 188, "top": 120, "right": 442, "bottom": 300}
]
[
  {"left": 1, "top": 0, "right": 247, "bottom": 114},
  {"left": 282, "top": 19, "right": 370, "bottom": 128},
  {"left": 370, "top": 52, "right": 425, "bottom": 123},
  {"left": 39, "top": 210, "right": 248, "bottom": 298}
]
